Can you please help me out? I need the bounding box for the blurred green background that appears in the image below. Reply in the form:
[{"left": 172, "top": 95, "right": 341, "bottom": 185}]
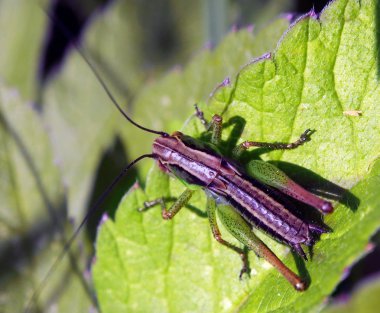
[{"left": 1, "top": 0, "right": 379, "bottom": 312}]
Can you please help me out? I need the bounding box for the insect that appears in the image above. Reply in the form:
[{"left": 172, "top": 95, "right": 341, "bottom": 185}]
[
  {"left": 135, "top": 107, "right": 333, "bottom": 292},
  {"left": 27, "top": 11, "right": 335, "bottom": 313}
]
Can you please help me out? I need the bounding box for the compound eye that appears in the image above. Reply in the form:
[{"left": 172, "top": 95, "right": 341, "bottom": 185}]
[{"left": 171, "top": 131, "right": 183, "bottom": 137}]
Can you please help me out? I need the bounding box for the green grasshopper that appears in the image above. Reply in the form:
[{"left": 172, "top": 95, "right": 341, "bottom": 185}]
[
  {"left": 134, "top": 108, "right": 332, "bottom": 292},
  {"left": 66, "top": 51, "right": 332, "bottom": 292},
  {"left": 27, "top": 12, "right": 335, "bottom": 313}
]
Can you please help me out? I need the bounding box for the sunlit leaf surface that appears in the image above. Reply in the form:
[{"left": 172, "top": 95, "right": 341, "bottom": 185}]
[{"left": 94, "top": 0, "right": 380, "bottom": 312}]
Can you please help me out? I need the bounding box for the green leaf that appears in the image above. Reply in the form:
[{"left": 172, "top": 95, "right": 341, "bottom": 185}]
[
  {"left": 41, "top": 0, "right": 290, "bottom": 224},
  {"left": 0, "top": 0, "right": 47, "bottom": 100},
  {"left": 0, "top": 1, "right": 295, "bottom": 313},
  {"left": 40, "top": 0, "right": 207, "bottom": 220},
  {"left": 120, "top": 17, "right": 291, "bottom": 176},
  {"left": 0, "top": 82, "right": 94, "bottom": 312},
  {"left": 94, "top": 0, "right": 380, "bottom": 312}
]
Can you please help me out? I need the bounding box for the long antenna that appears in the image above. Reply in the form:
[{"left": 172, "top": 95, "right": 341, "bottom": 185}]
[
  {"left": 44, "top": 7, "right": 169, "bottom": 137},
  {"left": 25, "top": 153, "right": 156, "bottom": 313}
]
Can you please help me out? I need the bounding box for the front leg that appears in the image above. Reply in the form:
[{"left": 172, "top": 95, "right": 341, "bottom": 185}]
[
  {"left": 138, "top": 188, "right": 194, "bottom": 219},
  {"left": 194, "top": 104, "right": 223, "bottom": 146}
]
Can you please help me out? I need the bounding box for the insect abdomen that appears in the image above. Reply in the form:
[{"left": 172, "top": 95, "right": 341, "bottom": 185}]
[{"left": 210, "top": 175, "right": 312, "bottom": 248}]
